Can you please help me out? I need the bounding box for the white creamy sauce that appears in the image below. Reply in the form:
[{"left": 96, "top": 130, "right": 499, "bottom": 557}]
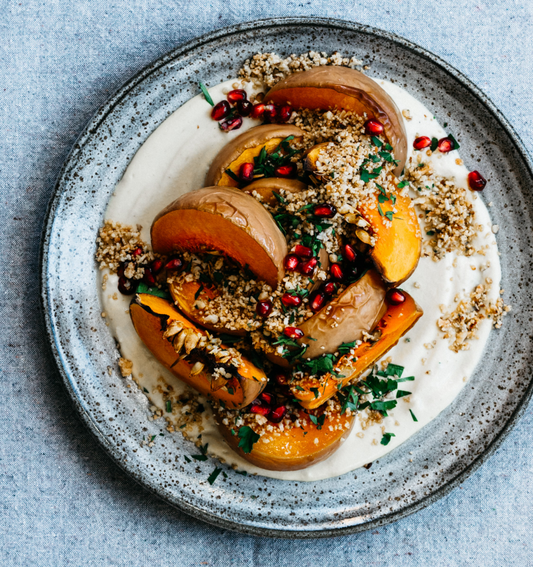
[{"left": 100, "top": 77, "right": 501, "bottom": 481}]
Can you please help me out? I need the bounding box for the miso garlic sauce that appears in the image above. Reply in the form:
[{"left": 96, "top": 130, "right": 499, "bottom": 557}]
[{"left": 100, "top": 78, "right": 501, "bottom": 481}]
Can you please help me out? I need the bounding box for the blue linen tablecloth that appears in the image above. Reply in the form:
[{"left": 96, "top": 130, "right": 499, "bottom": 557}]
[{"left": 2, "top": 1, "right": 533, "bottom": 565}]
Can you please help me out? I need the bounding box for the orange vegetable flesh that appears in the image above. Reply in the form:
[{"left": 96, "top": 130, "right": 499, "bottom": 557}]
[
  {"left": 218, "top": 408, "right": 355, "bottom": 471},
  {"left": 151, "top": 208, "right": 281, "bottom": 288},
  {"left": 169, "top": 281, "right": 246, "bottom": 336},
  {"left": 359, "top": 192, "right": 421, "bottom": 286},
  {"left": 129, "top": 294, "right": 266, "bottom": 409},
  {"left": 217, "top": 137, "right": 287, "bottom": 187},
  {"left": 291, "top": 291, "right": 423, "bottom": 410}
]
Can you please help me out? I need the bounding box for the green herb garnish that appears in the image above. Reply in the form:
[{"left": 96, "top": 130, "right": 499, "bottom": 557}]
[
  {"left": 199, "top": 82, "right": 214, "bottom": 106},
  {"left": 380, "top": 432, "right": 396, "bottom": 446},
  {"left": 237, "top": 426, "right": 260, "bottom": 454},
  {"left": 166, "top": 400, "right": 172, "bottom": 413},
  {"left": 409, "top": 409, "right": 418, "bottom": 422},
  {"left": 207, "top": 467, "right": 222, "bottom": 485}
]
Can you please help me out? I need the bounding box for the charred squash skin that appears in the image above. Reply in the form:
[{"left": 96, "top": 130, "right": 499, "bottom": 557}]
[
  {"left": 264, "top": 66, "right": 407, "bottom": 176},
  {"left": 129, "top": 293, "right": 267, "bottom": 409},
  {"left": 290, "top": 291, "right": 423, "bottom": 410},
  {"left": 215, "top": 406, "right": 355, "bottom": 471}
]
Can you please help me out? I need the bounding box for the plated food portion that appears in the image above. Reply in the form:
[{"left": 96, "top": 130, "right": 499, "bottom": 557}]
[{"left": 96, "top": 53, "right": 510, "bottom": 480}]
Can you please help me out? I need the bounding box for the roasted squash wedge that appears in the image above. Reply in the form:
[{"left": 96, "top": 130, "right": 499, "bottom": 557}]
[
  {"left": 243, "top": 177, "right": 307, "bottom": 206},
  {"left": 130, "top": 293, "right": 267, "bottom": 409},
  {"left": 265, "top": 66, "right": 407, "bottom": 176},
  {"left": 205, "top": 124, "right": 304, "bottom": 187},
  {"left": 305, "top": 144, "right": 421, "bottom": 286},
  {"left": 216, "top": 404, "right": 355, "bottom": 471},
  {"left": 151, "top": 186, "right": 288, "bottom": 288},
  {"left": 290, "top": 290, "right": 423, "bottom": 409}
]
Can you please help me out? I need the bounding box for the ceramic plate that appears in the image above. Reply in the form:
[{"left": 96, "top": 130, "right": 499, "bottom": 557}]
[{"left": 41, "top": 18, "right": 533, "bottom": 537}]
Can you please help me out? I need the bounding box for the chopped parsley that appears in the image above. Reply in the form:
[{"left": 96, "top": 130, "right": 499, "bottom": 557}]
[
  {"left": 448, "top": 133, "right": 460, "bottom": 150},
  {"left": 191, "top": 443, "right": 209, "bottom": 462},
  {"left": 207, "top": 467, "right": 222, "bottom": 485},
  {"left": 397, "top": 180, "right": 409, "bottom": 189},
  {"left": 237, "top": 426, "right": 260, "bottom": 454},
  {"left": 136, "top": 282, "right": 169, "bottom": 299},
  {"left": 309, "top": 413, "right": 326, "bottom": 430},
  {"left": 430, "top": 137, "right": 439, "bottom": 152},
  {"left": 166, "top": 400, "right": 172, "bottom": 413},
  {"left": 380, "top": 432, "right": 396, "bottom": 446},
  {"left": 409, "top": 409, "right": 418, "bottom": 422}
]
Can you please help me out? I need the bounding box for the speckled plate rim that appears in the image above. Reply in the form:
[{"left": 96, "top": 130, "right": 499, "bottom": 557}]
[{"left": 40, "top": 17, "right": 533, "bottom": 538}]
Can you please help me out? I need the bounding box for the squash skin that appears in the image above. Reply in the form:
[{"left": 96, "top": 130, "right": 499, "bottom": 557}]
[
  {"left": 264, "top": 66, "right": 407, "bottom": 176},
  {"left": 304, "top": 143, "right": 421, "bottom": 286},
  {"left": 205, "top": 124, "right": 305, "bottom": 187},
  {"left": 242, "top": 177, "right": 307, "bottom": 206},
  {"left": 215, "top": 406, "right": 355, "bottom": 471},
  {"left": 291, "top": 290, "right": 423, "bottom": 410},
  {"left": 129, "top": 293, "right": 267, "bottom": 409},
  {"left": 298, "top": 269, "right": 387, "bottom": 359},
  {"left": 151, "top": 186, "right": 288, "bottom": 288}
]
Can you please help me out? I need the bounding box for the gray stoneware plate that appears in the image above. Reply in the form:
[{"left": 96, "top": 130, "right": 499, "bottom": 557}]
[{"left": 41, "top": 18, "right": 533, "bottom": 537}]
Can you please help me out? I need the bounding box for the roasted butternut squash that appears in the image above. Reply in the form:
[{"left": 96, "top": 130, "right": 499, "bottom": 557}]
[
  {"left": 264, "top": 66, "right": 407, "bottom": 176},
  {"left": 242, "top": 177, "right": 307, "bottom": 206},
  {"left": 151, "top": 186, "right": 287, "bottom": 288},
  {"left": 290, "top": 290, "right": 423, "bottom": 409},
  {"left": 130, "top": 293, "right": 267, "bottom": 409}
]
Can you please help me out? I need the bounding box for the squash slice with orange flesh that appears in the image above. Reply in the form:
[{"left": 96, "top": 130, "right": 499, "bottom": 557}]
[
  {"left": 151, "top": 186, "right": 287, "bottom": 288},
  {"left": 305, "top": 143, "right": 421, "bottom": 286},
  {"left": 216, "top": 404, "right": 355, "bottom": 471},
  {"left": 205, "top": 124, "right": 304, "bottom": 187},
  {"left": 290, "top": 290, "right": 423, "bottom": 410},
  {"left": 169, "top": 280, "right": 247, "bottom": 337},
  {"left": 130, "top": 293, "right": 267, "bottom": 409},
  {"left": 265, "top": 66, "right": 407, "bottom": 176},
  {"left": 242, "top": 177, "right": 306, "bottom": 206}
]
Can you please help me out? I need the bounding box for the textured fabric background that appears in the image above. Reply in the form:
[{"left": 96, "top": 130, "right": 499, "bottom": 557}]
[{"left": 2, "top": 1, "right": 533, "bottom": 565}]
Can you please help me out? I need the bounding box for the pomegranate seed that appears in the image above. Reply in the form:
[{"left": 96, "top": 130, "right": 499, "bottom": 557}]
[
  {"left": 264, "top": 104, "right": 277, "bottom": 122},
  {"left": 211, "top": 100, "right": 230, "bottom": 121},
  {"left": 269, "top": 405, "right": 287, "bottom": 423},
  {"left": 364, "top": 119, "right": 384, "bottom": 136},
  {"left": 281, "top": 293, "right": 302, "bottom": 308},
  {"left": 387, "top": 289, "right": 406, "bottom": 305},
  {"left": 293, "top": 244, "right": 312, "bottom": 258},
  {"left": 239, "top": 162, "right": 254, "bottom": 183},
  {"left": 260, "top": 392, "right": 273, "bottom": 406},
  {"left": 132, "top": 247, "right": 143, "bottom": 257},
  {"left": 256, "top": 300, "right": 273, "bottom": 317},
  {"left": 251, "top": 103, "right": 266, "bottom": 119},
  {"left": 143, "top": 267, "right": 156, "bottom": 287},
  {"left": 273, "top": 373, "right": 288, "bottom": 386},
  {"left": 165, "top": 258, "right": 183, "bottom": 271},
  {"left": 283, "top": 327, "right": 304, "bottom": 340},
  {"left": 437, "top": 137, "right": 454, "bottom": 153},
  {"left": 118, "top": 276, "right": 135, "bottom": 295},
  {"left": 237, "top": 99, "right": 253, "bottom": 117},
  {"left": 284, "top": 254, "right": 300, "bottom": 271},
  {"left": 313, "top": 203, "right": 337, "bottom": 218},
  {"left": 220, "top": 116, "right": 243, "bottom": 131},
  {"left": 309, "top": 290, "right": 326, "bottom": 313},
  {"left": 343, "top": 244, "right": 357, "bottom": 263},
  {"left": 323, "top": 281, "right": 336, "bottom": 295},
  {"left": 117, "top": 264, "right": 125, "bottom": 278},
  {"left": 151, "top": 259, "right": 163, "bottom": 274},
  {"left": 468, "top": 170, "right": 487, "bottom": 191},
  {"left": 274, "top": 164, "right": 296, "bottom": 178},
  {"left": 250, "top": 404, "right": 270, "bottom": 416},
  {"left": 299, "top": 257, "right": 318, "bottom": 276},
  {"left": 330, "top": 263, "right": 344, "bottom": 280},
  {"left": 278, "top": 105, "right": 292, "bottom": 122},
  {"left": 227, "top": 89, "right": 247, "bottom": 104},
  {"left": 413, "top": 136, "right": 431, "bottom": 150}
]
